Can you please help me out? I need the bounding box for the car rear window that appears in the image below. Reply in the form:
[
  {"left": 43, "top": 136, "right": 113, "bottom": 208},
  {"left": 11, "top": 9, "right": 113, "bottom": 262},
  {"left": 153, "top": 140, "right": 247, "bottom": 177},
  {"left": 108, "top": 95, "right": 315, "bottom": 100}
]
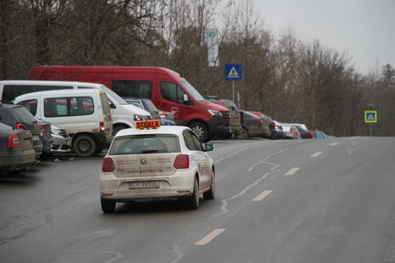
[
  {"left": 12, "top": 107, "right": 37, "bottom": 123},
  {"left": 110, "top": 134, "right": 180, "bottom": 154}
]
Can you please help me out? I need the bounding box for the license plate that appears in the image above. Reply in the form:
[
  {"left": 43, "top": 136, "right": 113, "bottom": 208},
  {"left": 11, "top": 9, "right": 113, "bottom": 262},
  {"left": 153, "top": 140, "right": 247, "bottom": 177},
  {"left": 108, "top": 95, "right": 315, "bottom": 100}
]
[
  {"left": 32, "top": 135, "right": 40, "bottom": 141},
  {"left": 129, "top": 181, "right": 160, "bottom": 189},
  {"left": 24, "top": 139, "right": 31, "bottom": 146}
]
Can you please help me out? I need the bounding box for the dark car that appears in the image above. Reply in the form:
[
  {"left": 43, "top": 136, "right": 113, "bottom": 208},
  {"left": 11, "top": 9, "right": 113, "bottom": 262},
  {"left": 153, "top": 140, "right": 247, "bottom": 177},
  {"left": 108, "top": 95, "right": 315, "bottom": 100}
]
[
  {"left": 0, "top": 102, "right": 43, "bottom": 159},
  {"left": 239, "top": 110, "right": 265, "bottom": 138},
  {"left": 294, "top": 124, "right": 314, "bottom": 139},
  {"left": 123, "top": 98, "right": 176, "bottom": 126},
  {"left": 0, "top": 122, "right": 36, "bottom": 174}
]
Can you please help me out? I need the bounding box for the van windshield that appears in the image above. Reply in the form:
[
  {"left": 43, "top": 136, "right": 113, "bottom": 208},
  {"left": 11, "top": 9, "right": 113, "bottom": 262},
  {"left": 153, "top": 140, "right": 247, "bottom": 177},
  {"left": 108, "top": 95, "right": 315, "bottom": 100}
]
[
  {"left": 99, "top": 85, "right": 128, "bottom": 105},
  {"left": 180, "top": 81, "right": 205, "bottom": 101}
]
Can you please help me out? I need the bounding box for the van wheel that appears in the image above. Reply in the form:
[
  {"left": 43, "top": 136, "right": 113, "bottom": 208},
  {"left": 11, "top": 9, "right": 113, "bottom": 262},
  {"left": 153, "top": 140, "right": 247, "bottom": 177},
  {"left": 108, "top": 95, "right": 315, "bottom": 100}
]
[
  {"left": 73, "top": 135, "right": 97, "bottom": 157},
  {"left": 189, "top": 122, "right": 209, "bottom": 142},
  {"left": 113, "top": 126, "right": 127, "bottom": 137}
]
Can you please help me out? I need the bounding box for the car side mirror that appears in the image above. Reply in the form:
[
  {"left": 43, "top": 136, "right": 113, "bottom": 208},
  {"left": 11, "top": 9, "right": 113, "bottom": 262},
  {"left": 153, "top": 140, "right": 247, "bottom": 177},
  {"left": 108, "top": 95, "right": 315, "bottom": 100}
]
[{"left": 204, "top": 141, "right": 214, "bottom": 152}]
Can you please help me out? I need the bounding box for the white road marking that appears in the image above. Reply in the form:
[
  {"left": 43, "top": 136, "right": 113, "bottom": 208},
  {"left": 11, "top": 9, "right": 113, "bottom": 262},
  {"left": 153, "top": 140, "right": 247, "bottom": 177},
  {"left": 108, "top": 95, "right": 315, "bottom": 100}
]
[
  {"left": 195, "top": 228, "right": 226, "bottom": 245},
  {"left": 285, "top": 167, "right": 300, "bottom": 176},
  {"left": 329, "top": 143, "right": 338, "bottom": 146},
  {"left": 252, "top": 190, "right": 272, "bottom": 201},
  {"left": 311, "top": 152, "right": 322, "bottom": 157}
]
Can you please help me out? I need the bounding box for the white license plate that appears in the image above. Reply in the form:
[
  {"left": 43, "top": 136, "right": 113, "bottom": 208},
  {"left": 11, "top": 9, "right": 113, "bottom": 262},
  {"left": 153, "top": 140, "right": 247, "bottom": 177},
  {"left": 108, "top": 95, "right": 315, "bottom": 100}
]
[
  {"left": 24, "top": 139, "right": 31, "bottom": 146},
  {"left": 129, "top": 181, "right": 160, "bottom": 189},
  {"left": 33, "top": 135, "right": 40, "bottom": 141}
]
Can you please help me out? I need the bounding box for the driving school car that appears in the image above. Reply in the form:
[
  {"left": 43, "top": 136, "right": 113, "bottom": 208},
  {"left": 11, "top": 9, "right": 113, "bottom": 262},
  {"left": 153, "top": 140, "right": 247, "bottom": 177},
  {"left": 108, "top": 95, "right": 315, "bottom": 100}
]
[{"left": 100, "top": 120, "right": 215, "bottom": 213}]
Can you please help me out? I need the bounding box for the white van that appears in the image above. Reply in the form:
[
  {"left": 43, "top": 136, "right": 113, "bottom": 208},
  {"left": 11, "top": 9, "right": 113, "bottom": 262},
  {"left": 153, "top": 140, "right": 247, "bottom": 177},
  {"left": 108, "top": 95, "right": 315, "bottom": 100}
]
[
  {"left": 13, "top": 89, "right": 112, "bottom": 157},
  {"left": 0, "top": 80, "right": 152, "bottom": 135}
]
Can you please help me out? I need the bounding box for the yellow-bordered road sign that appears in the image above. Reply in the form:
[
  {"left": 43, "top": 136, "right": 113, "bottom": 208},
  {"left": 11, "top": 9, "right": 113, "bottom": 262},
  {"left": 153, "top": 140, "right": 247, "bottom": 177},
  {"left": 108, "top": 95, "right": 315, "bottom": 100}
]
[{"left": 364, "top": 111, "right": 377, "bottom": 123}]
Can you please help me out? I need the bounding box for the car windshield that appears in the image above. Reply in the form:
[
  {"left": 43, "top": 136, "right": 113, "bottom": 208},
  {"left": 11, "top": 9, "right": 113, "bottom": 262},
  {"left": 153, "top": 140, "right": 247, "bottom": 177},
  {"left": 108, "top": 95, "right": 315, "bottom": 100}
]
[
  {"left": 180, "top": 81, "right": 205, "bottom": 101},
  {"left": 99, "top": 85, "right": 129, "bottom": 105},
  {"left": 110, "top": 134, "right": 181, "bottom": 154}
]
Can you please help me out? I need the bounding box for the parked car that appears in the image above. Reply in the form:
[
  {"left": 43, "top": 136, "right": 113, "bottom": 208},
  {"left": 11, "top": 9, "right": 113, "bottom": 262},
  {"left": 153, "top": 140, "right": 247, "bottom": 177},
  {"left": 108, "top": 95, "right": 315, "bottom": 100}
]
[
  {"left": 238, "top": 110, "right": 265, "bottom": 138},
  {"left": 123, "top": 98, "right": 176, "bottom": 126},
  {"left": 38, "top": 121, "right": 54, "bottom": 159},
  {"left": 207, "top": 98, "right": 242, "bottom": 139},
  {"left": 50, "top": 123, "right": 71, "bottom": 153},
  {"left": 0, "top": 102, "right": 43, "bottom": 159},
  {"left": 0, "top": 122, "right": 36, "bottom": 174},
  {"left": 314, "top": 130, "right": 328, "bottom": 139},
  {"left": 249, "top": 112, "right": 271, "bottom": 138},
  {"left": 272, "top": 120, "right": 285, "bottom": 139},
  {"left": 100, "top": 120, "right": 215, "bottom": 213},
  {"left": 293, "top": 124, "right": 314, "bottom": 139},
  {"left": 281, "top": 123, "right": 301, "bottom": 139}
]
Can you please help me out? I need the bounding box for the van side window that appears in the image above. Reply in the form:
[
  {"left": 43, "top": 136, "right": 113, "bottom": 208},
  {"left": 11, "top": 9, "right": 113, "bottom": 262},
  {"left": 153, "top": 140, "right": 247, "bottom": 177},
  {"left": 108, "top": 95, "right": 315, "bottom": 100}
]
[
  {"left": 44, "top": 97, "right": 94, "bottom": 117},
  {"left": 17, "top": 99, "right": 38, "bottom": 116},
  {"left": 112, "top": 81, "right": 153, "bottom": 99},
  {"left": 160, "top": 82, "right": 186, "bottom": 104},
  {"left": 3, "top": 85, "right": 35, "bottom": 101}
]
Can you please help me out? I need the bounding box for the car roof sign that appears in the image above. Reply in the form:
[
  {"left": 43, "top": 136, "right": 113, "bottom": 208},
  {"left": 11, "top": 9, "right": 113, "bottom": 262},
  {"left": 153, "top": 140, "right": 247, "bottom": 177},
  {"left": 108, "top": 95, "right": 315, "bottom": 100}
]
[{"left": 135, "top": 120, "right": 161, "bottom": 130}]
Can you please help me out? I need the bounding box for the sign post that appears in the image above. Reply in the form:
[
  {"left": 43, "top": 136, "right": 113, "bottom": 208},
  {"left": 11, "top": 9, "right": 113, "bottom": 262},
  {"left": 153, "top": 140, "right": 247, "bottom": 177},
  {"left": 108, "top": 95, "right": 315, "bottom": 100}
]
[
  {"left": 225, "top": 64, "right": 242, "bottom": 102},
  {"left": 364, "top": 104, "right": 377, "bottom": 136}
]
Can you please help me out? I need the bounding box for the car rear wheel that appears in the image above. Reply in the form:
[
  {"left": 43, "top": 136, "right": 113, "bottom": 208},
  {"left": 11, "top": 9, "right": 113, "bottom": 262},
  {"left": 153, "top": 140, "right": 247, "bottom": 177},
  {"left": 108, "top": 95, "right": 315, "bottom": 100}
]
[
  {"left": 186, "top": 177, "right": 199, "bottom": 210},
  {"left": 189, "top": 122, "right": 209, "bottom": 142},
  {"left": 101, "top": 198, "right": 116, "bottom": 213},
  {"left": 203, "top": 170, "right": 215, "bottom": 200},
  {"left": 73, "top": 135, "right": 97, "bottom": 157},
  {"left": 240, "top": 127, "right": 248, "bottom": 138}
]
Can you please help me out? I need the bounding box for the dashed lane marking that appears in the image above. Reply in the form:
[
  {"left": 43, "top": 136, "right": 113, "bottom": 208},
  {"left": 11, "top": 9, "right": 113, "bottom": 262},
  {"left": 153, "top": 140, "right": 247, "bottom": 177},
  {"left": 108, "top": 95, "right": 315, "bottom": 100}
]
[{"left": 252, "top": 190, "right": 272, "bottom": 201}]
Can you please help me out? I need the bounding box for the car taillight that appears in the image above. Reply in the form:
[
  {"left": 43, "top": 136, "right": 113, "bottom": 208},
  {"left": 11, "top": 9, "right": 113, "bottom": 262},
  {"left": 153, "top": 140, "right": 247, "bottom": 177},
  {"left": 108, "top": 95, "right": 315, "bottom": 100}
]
[
  {"left": 8, "top": 133, "right": 20, "bottom": 147},
  {"left": 39, "top": 124, "right": 46, "bottom": 136},
  {"left": 309, "top": 131, "right": 313, "bottom": 138},
  {"left": 16, "top": 123, "right": 26, "bottom": 130},
  {"left": 258, "top": 117, "right": 263, "bottom": 125},
  {"left": 99, "top": 122, "right": 105, "bottom": 132},
  {"left": 174, "top": 154, "right": 189, "bottom": 169},
  {"left": 102, "top": 157, "right": 115, "bottom": 172}
]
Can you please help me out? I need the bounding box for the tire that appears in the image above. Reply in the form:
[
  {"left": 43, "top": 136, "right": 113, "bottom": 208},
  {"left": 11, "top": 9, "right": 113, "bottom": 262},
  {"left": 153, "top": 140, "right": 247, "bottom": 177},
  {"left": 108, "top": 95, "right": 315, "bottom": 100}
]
[
  {"left": 189, "top": 122, "right": 209, "bottom": 142},
  {"left": 113, "top": 126, "right": 127, "bottom": 137},
  {"left": 73, "top": 135, "right": 97, "bottom": 157},
  {"left": 101, "top": 198, "right": 116, "bottom": 213},
  {"left": 186, "top": 177, "right": 199, "bottom": 210},
  {"left": 240, "top": 127, "right": 248, "bottom": 138},
  {"left": 93, "top": 144, "right": 105, "bottom": 156},
  {"left": 203, "top": 169, "right": 215, "bottom": 200}
]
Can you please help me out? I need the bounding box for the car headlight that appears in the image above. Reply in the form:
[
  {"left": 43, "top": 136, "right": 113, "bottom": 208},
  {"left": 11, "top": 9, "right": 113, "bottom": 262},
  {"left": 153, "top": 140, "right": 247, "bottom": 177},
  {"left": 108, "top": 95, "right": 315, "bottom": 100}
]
[
  {"left": 208, "top": 109, "right": 221, "bottom": 116},
  {"left": 51, "top": 128, "right": 62, "bottom": 136}
]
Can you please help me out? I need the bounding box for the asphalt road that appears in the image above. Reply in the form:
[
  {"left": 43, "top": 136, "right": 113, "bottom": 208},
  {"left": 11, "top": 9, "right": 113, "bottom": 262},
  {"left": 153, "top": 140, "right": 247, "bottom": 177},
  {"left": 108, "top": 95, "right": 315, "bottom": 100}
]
[{"left": 1, "top": 136, "right": 395, "bottom": 263}]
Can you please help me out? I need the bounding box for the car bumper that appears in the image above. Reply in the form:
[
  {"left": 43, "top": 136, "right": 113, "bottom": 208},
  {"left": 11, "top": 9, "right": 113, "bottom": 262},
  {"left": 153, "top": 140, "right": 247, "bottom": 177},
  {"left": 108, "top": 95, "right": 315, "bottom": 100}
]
[
  {"left": 0, "top": 150, "right": 37, "bottom": 173},
  {"left": 100, "top": 170, "right": 195, "bottom": 201}
]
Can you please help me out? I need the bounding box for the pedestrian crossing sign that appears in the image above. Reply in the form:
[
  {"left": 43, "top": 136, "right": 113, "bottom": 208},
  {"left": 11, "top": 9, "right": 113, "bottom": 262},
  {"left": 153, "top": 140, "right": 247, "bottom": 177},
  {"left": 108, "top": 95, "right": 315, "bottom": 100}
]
[
  {"left": 364, "top": 111, "right": 377, "bottom": 123},
  {"left": 225, "top": 64, "right": 242, "bottom": 80}
]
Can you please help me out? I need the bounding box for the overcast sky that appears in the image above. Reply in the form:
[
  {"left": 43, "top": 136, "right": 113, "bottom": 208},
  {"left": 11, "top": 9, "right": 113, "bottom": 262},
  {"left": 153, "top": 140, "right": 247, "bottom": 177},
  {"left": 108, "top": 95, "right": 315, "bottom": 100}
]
[{"left": 249, "top": 0, "right": 395, "bottom": 75}]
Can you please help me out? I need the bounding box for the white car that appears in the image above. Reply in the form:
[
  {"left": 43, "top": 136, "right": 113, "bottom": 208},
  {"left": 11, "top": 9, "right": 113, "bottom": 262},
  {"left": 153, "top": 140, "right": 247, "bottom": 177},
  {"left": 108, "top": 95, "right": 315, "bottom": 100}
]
[{"left": 100, "top": 120, "right": 215, "bottom": 213}]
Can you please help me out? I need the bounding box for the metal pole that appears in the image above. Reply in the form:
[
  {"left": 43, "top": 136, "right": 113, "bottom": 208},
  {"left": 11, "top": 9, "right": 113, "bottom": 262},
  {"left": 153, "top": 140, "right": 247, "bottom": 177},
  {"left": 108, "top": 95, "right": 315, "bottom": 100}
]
[{"left": 232, "top": 81, "right": 235, "bottom": 102}]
